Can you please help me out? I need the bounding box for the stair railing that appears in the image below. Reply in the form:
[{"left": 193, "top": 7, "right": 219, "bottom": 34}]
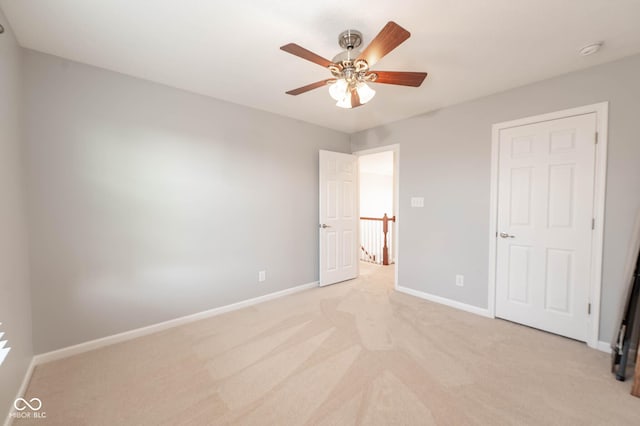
[{"left": 359, "top": 213, "right": 395, "bottom": 265}]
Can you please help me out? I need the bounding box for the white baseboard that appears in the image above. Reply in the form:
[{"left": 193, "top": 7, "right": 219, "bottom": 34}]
[
  {"left": 4, "top": 357, "right": 36, "bottom": 426},
  {"left": 34, "top": 281, "right": 318, "bottom": 365},
  {"left": 5, "top": 279, "right": 608, "bottom": 426},
  {"left": 397, "top": 287, "right": 615, "bottom": 355},
  {"left": 4, "top": 280, "right": 318, "bottom": 425},
  {"left": 396, "top": 286, "right": 492, "bottom": 318},
  {"left": 597, "top": 340, "right": 613, "bottom": 354}
]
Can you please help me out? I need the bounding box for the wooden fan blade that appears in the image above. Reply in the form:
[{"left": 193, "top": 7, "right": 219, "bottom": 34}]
[
  {"left": 370, "top": 71, "right": 428, "bottom": 87},
  {"left": 357, "top": 22, "right": 410, "bottom": 68},
  {"left": 285, "top": 79, "right": 333, "bottom": 95},
  {"left": 280, "top": 43, "right": 334, "bottom": 68}
]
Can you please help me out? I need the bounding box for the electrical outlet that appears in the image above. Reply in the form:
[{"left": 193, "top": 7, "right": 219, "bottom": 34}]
[
  {"left": 455, "top": 275, "right": 464, "bottom": 287},
  {"left": 258, "top": 270, "right": 266, "bottom": 282}
]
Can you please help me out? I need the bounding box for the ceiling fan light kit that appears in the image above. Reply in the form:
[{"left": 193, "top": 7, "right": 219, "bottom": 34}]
[{"left": 280, "top": 21, "right": 428, "bottom": 109}]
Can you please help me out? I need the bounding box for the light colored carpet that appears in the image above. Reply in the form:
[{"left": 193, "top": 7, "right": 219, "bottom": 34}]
[{"left": 15, "top": 263, "right": 640, "bottom": 425}]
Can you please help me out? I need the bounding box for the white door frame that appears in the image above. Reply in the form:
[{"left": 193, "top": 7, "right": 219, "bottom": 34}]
[
  {"left": 488, "top": 102, "right": 608, "bottom": 349},
  {"left": 353, "top": 144, "right": 400, "bottom": 290}
]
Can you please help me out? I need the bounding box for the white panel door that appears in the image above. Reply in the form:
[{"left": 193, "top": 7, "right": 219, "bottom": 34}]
[
  {"left": 319, "top": 150, "right": 358, "bottom": 287},
  {"left": 495, "top": 113, "right": 597, "bottom": 341}
]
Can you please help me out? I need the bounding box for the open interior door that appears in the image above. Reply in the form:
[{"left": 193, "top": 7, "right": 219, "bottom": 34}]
[{"left": 319, "top": 150, "right": 358, "bottom": 286}]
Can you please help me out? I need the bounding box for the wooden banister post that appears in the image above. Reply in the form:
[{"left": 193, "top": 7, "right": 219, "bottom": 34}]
[{"left": 382, "top": 214, "right": 389, "bottom": 265}]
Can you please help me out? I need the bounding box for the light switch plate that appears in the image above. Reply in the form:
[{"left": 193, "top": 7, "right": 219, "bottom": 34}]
[{"left": 411, "top": 197, "right": 424, "bottom": 208}]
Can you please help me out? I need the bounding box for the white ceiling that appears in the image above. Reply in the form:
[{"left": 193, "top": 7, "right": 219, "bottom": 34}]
[{"left": 2, "top": 0, "right": 640, "bottom": 134}]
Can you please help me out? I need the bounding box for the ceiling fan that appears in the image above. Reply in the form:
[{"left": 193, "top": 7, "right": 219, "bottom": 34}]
[{"left": 280, "top": 21, "right": 427, "bottom": 109}]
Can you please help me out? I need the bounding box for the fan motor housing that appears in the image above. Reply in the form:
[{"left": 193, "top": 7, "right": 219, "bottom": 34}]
[{"left": 338, "top": 30, "right": 362, "bottom": 50}]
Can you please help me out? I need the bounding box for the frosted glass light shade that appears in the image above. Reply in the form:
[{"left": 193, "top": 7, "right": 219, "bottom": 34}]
[
  {"left": 331, "top": 81, "right": 376, "bottom": 108},
  {"left": 356, "top": 83, "right": 375, "bottom": 104},
  {"left": 329, "top": 79, "right": 348, "bottom": 101}
]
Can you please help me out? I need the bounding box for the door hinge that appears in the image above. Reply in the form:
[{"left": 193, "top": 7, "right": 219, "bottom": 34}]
[
  {"left": 591, "top": 218, "right": 595, "bottom": 230},
  {"left": 588, "top": 303, "right": 591, "bottom": 315},
  {"left": 595, "top": 132, "right": 598, "bottom": 144}
]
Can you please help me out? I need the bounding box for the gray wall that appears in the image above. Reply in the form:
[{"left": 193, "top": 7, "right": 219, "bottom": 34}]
[
  {"left": 351, "top": 54, "right": 640, "bottom": 343},
  {"left": 0, "top": 10, "right": 33, "bottom": 419},
  {"left": 23, "top": 50, "right": 350, "bottom": 353}
]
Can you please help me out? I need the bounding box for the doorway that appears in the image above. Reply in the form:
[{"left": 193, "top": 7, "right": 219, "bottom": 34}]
[
  {"left": 488, "top": 103, "right": 608, "bottom": 348},
  {"left": 355, "top": 145, "right": 400, "bottom": 290}
]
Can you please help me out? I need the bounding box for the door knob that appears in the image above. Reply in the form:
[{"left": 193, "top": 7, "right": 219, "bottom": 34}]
[
  {"left": 320, "top": 224, "right": 331, "bottom": 228},
  {"left": 499, "top": 232, "right": 515, "bottom": 238}
]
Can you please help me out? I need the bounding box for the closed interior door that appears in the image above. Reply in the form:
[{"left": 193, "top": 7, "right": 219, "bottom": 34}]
[
  {"left": 319, "top": 150, "right": 358, "bottom": 286},
  {"left": 495, "top": 113, "right": 597, "bottom": 341}
]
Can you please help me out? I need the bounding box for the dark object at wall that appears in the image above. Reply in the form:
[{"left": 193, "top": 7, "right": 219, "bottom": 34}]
[{"left": 612, "top": 251, "right": 640, "bottom": 381}]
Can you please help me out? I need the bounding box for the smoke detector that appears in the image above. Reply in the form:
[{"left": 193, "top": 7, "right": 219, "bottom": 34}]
[{"left": 579, "top": 42, "right": 603, "bottom": 56}]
